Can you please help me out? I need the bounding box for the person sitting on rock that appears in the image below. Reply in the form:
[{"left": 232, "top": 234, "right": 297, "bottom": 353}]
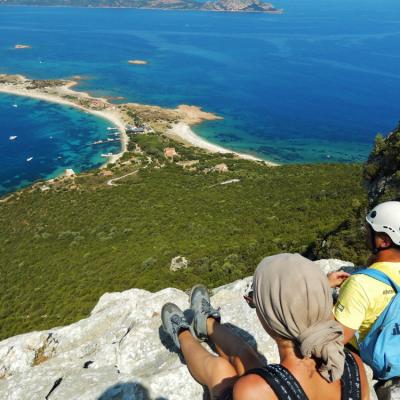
[
  {"left": 161, "top": 253, "right": 369, "bottom": 400},
  {"left": 330, "top": 201, "right": 400, "bottom": 399}
]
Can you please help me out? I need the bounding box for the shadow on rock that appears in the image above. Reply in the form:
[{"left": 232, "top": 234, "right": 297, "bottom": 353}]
[
  {"left": 158, "top": 320, "right": 267, "bottom": 400},
  {"left": 207, "top": 323, "right": 268, "bottom": 366},
  {"left": 159, "top": 320, "right": 267, "bottom": 365},
  {"left": 98, "top": 382, "right": 168, "bottom": 400}
]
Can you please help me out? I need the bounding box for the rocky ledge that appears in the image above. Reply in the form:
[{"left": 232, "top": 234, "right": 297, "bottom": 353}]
[{"left": 0, "top": 258, "right": 376, "bottom": 400}]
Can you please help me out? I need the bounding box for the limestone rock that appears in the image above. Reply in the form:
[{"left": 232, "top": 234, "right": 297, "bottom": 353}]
[
  {"left": 170, "top": 256, "right": 188, "bottom": 272},
  {"left": 0, "top": 259, "right": 376, "bottom": 400},
  {"left": 313, "top": 258, "right": 354, "bottom": 275}
]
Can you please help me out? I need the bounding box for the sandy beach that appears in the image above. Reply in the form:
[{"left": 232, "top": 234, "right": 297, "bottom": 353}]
[
  {"left": 168, "top": 122, "right": 277, "bottom": 165},
  {"left": 0, "top": 74, "right": 276, "bottom": 166},
  {"left": 0, "top": 78, "right": 128, "bottom": 166}
]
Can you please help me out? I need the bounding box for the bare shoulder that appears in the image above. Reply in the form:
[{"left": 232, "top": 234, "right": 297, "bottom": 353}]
[
  {"left": 350, "top": 352, "right": 370, "bottom": 400},
  {"left": 233, "top": 373, "right": 278, "bottom": 400}
]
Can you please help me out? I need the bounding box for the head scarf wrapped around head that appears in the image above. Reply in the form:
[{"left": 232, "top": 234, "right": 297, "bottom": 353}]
[{"left": 253, "top": 253, "right": 344, "bottom": 382}]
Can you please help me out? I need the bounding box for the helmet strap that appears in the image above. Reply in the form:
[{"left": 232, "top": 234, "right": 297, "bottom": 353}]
[{"left": 370, "top": 230, "right": 380, "bottom": 255}]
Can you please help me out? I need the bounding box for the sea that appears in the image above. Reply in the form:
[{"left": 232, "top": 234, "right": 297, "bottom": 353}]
[{"left": 0, "top": 0, "right": 399, "bottom": 194}]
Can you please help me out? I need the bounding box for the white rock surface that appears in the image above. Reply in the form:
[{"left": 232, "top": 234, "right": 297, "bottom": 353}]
[
  {"left": 169, "top": 256, "right": 189, "bottom": 272},
  {"left": 0, "top": 259, "right": 376, "bottom": 400}
]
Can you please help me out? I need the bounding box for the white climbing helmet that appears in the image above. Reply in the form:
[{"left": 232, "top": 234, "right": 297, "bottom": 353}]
[{"left": 366, "top": 201, "right": 400, "bottom": 246}]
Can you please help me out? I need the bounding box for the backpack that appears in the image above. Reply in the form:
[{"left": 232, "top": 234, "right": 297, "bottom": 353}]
[{"left": 353, "top": 268, "right": 400, "bottom": 380}]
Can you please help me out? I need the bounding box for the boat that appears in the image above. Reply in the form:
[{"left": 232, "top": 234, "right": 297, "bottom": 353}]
[
  {"left": 26, "top": 157, "right": 33, "bottom": 162},
  {"left": 101, "top": 153, "right": 114, "bottom": 158},
  {"left": 12, "top": 104, "right": 18, "bottom": 108},
  {"left": 9, "top": 136, "right": 17, "bottom": 141},
  {"left": 107, "top": 127, "right": 118, "bottom": 131}
]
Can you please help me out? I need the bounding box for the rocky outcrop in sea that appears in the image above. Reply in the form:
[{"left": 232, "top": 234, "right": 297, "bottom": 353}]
[{"left": 0, "top": 258, "right": 377, "bottom": 400}]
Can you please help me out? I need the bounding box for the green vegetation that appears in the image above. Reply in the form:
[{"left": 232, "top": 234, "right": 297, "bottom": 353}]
[
  {"left": 308, "top": 124, "right": 400, "bottom": 263},
  {"left": 364, "top": 123, "right": 400, "bottom": 204},
  {"left": 0, "top": 132, "right": 366, "bottom": 340}
]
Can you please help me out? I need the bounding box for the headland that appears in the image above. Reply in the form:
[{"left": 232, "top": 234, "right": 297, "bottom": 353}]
[
  {"left": 0, "top": 0, "right": 283, "bottom": 13},
  {"left": 0, "top": 74, "right": 273, "bottom": 167}
]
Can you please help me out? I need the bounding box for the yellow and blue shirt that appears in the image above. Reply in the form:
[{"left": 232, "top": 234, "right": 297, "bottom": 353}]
[{"left": 333, "top": 262, "right": 400, "bottom": 348}]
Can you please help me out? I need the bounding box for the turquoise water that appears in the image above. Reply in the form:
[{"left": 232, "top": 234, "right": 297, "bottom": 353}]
[
  {"left": 0, "top": 94, "right": 120, "bottom": 195},
  {"left": 1, "top": 0, "right": 400, "bottom": 192}
]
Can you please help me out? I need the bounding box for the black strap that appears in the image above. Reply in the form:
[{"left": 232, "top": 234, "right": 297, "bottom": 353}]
[
  {"left": 341, "top": 351, "right": 362, "bottom": 400},
  {"left": 245, "top": 364, "right": 308, "bottom": 400},
  {"left": 245, "top": 351, "right": 361, "bottom": 400}
]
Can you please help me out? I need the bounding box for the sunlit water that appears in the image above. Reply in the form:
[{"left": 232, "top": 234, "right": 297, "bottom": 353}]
[{"left": 0, "top": 0, "right": 400, "bottom": 193}]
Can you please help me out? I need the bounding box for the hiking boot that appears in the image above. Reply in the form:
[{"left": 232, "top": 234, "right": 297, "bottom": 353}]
[
  {"left": 189, "top": 284, "right": 221, "bottom": 341},
  {"left": 161, "top": 302, "right": 192, "bottom": 349}
]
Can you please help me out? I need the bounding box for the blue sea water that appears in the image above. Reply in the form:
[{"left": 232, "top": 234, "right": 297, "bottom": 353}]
[
  {"left": 0, "top": 0, "right": 400, "bottom": 192},
  {"left": 0, "top": 94, "right": 120, "bottom": 195}
]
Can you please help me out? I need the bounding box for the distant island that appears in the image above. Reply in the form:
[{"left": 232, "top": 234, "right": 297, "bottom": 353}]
[{"left": 0, "top": 0, "right": 283, "bottom": 13}]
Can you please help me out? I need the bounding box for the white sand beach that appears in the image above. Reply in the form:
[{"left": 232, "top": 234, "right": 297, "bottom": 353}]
[
  {"left": 168, "top": 122, "right": 277, "bottom": 165},
  {"left": 0, "top": 74, "right": 277, "bottom": 166},
  {"left": 0, "top": 81, "right": 128, "bottom": 166}
]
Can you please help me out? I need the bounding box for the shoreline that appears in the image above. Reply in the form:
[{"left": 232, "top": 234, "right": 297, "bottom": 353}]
[
  {"left": 0, "top": 4, "right": 284, "bottom": 14},
  {"left": 168, "top": 122, "right": 277, "bottom": 165},
  {"left": 0, "top": 73, "right": 277, "bottom": 187},
  {"left": 0, "top": 82, "right": 128, "bottom": 166}
]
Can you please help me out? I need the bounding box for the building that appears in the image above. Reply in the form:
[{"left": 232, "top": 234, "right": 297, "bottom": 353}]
[
  {"left": 126, "top": 125, "right": 145, "bottom": 134},
  {"left": 164, "top": 147, "right": 177, "bottom": 159},
  {"left": 213, "top": 163, "right": 229, "bottom": 173}
]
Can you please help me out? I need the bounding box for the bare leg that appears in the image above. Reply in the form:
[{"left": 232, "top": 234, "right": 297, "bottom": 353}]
[
  {"left": 178, "top": 330, "right": 238, "bottom": 397},
  {"left": 207, "top": 318, "right": 264, "bottom": 375}
]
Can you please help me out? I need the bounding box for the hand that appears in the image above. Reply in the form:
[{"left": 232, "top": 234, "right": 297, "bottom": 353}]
[
  {"left": 327, "top": 271, "right": 350, "bottom": 288},
  {"left": 243, "top": 294, "right": 256, "bottom": 309}
]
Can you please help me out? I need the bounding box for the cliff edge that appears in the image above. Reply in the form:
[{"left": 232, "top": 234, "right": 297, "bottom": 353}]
[{"left": 0, "top": 258, "right": 377, "bottom": 400}]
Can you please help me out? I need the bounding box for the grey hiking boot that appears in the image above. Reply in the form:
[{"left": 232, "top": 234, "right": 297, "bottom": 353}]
[
  {"left": 161, "top": 302, "right": 192, "bottom": 349},
  {"left": 189, "top": 284, "right": 221, "bottom": 341}
]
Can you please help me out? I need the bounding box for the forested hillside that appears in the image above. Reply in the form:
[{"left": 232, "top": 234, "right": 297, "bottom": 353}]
[
  {"left": 309, "top": 124, "right": 400, "bottom": 263},
  {"left": 0, "top": 132, "right": 367, "bottom": 340}
]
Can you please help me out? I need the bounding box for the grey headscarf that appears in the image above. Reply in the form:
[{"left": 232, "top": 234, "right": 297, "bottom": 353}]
[{"left": 253, "top": 253, "right": 345, "bottom": 382}]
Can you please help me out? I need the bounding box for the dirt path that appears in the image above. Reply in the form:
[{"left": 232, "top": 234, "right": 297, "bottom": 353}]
[{"left": 107, "top": 170, "right": 139, "bottom": 186}]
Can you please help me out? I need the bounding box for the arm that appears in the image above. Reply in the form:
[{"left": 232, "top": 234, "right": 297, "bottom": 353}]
[
  {"left": 332, "top": 276, "right": 369, "bottom": 344},
  {"left": 336, "top": 321, "right": 356, "bottom": 344}
]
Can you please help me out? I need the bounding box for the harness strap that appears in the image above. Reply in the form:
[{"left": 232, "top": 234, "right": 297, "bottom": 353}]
[
  {"left": 245, "top": 351, "right": 361, "bottom": 400},
  {"left": 341, "top": 351, "right": 362, "bottom": 400},
  {"left": 245, "top": 364, "right": 308, "bottom": 400}
]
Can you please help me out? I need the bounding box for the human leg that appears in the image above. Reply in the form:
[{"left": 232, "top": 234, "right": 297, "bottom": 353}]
[
  {"left": 162, "top": 302, "right": 238, "bottom": 397},
  {"left": 190, "top": 285, "right": 264, "bottom": 375},
  {"left": 207, "top": 317, "right": 264, "bottom": 375},
  {"left": 178, "top": 330, "right": 238, "bottom": 396}
]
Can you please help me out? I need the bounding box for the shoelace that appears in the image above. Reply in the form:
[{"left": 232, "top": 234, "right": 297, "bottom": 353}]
[
  {"left": 201, "top": 298, "right": 212, "bottom": 315},
  {"left": 171, "top": 314, "right": 187, "bottom": 335},
  {"left": 201, "top": 298, "right": 220, "bottom": 316}
]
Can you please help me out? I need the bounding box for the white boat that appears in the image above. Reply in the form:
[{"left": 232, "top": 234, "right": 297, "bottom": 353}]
[
  {"left": 26, "top": 157, "right": 33, "bottom": 162},
  {"left": 9, "top": 136, "right": 17, "bottom": 141},
  {"left": 12, "top": 104, "right": 18, "bottom": 108},
  {"left": 101, "top": 153, "right": 114, "bottom": 158},
  {"left": 107, "top": 127, "right": 118, "bottom": 131}
]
